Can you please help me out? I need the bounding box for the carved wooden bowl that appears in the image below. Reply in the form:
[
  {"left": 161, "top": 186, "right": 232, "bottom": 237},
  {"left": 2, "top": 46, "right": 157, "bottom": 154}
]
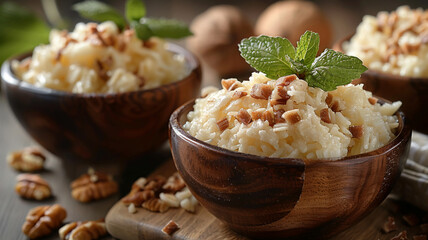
[
  {"left": 169, "top": 100, "right": 411, "bottom": 239},
  {"left": 1, "top": 44, "right": 201, "bottom": 162},
  {"left": 334, "top": 35, "right": 428, "bottom": 134}
]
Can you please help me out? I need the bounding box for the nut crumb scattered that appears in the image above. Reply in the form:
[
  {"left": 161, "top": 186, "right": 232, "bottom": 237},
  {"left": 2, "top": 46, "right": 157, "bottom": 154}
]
[
  {"left": 390, "top": 231, "right": 408, "bottom": 240},
  {"left": 162, "top": 220, "right": 180, "bottom": 235},
  {"left": 128, "top": 203, "right": 137, "bottom": 214},
  {"left": 382, "top": 216, "right": 397, "bottom": 233}
]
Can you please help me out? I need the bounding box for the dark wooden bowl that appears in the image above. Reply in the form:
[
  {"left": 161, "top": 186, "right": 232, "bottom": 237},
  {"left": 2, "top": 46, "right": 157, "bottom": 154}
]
[
  {"left": 1, "top": 44, "right": 201, "bottom": 162},
  {"left": 333, "top": 35, "right": 428, "bottom": 134},
  {"left": 169, "top": 100, "right": 411, "bottom": 239}
]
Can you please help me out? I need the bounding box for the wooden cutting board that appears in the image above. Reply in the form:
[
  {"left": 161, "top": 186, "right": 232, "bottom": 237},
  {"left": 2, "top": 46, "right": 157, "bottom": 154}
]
[{"left": 106, "top": 159, "right": 428, "bottom": 240}]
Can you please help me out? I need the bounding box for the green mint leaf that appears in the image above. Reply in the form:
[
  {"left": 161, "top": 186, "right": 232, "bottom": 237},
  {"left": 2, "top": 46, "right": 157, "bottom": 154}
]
[
  {"left": 238, "top": 35, "right": 296, "bottom": 79},
  {"left": 295, "top": 31, "right": 319, "bottom": 67},
  {"left": 131, "top": 20, "right": 152, "bottom": 40},
  {"left": 285, "top": 55, "right": 307, "bottom": 76},
  {"left": 306, "top": 49, "right": 368, "bottom": 91},
  {"left": 126, "top": 0, "right": 146, "bottom": 22},
  {"left": 140, "top": 18, "right": 192, "bottom": 39},
  {"left": 0, "top": 2, "right": 49, "bottom": 63},
  {"left": 72, "top": 0, "right": 126, "bottom": 29}
]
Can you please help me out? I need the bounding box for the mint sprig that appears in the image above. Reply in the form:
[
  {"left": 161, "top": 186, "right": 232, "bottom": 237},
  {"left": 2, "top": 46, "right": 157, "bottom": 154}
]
[
  {"left": 239, "top": 31, "right": 367, "bottom": 91},
  {"left": 72, "top": 1, "right": 126, "bottom": 29},
  {"left": 73, "top": 0, "right": 192, "bottom": 41}
]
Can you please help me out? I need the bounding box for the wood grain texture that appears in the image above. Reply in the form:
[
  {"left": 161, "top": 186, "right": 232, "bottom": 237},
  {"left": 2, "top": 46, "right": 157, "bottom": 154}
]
[
  {"left": 168, "top": 100, "right": 411, "bottom": 239},
  {"left": 333, "top": 35, "right": 428, "bottom": 134},
  {"left": 106, "top": 159, "right": 428, "bottom": 240},
  {"left": 1, "top": 44, "right": 201, "bottom": 162}
]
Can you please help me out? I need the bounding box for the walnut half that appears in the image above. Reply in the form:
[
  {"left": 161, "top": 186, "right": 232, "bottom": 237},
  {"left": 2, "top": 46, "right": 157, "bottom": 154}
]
[
  {"left": 59, "top": 220, "right": 107, "bottom": 240},
  {"left": 7, "top": 147, "right": 46, "bottom": 172},
  {"left": 22, "top": 204, "right": 67, "bottom": 239},
  {"left": 15, "top": 174, "right": 52, "bottom": 200},
  {"left": 71, "top": 169, "right": 118, "bottom": 203}
]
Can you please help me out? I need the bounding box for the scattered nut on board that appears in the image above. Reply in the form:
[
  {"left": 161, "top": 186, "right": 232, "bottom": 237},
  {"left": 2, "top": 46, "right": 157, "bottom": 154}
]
[
  {"left": 7, "top": 147, "right": 46, "bottom": 172},
  {"left": 71, "top": 168, "right": 118, "bottom": 203},
  {"left": 390, "top": 230, "right": 408, "bottom": 240},
  {"left": 162, "top": 220, "right": 180, "bottom": 235},
  {"left": 15, "top": 174, "right": 52, "bottom": 200},
  {"left": 382, "top": 216, "right": 398, "bottom": 233},
  {"left": 22, "top": 204, "right": 67, "bottom": 239},
  {"left": 58, "top": 220, "right": 107, "bottom": 240},
  {"left": 122, "top": 172, "right": 198, "bottom": 213}
]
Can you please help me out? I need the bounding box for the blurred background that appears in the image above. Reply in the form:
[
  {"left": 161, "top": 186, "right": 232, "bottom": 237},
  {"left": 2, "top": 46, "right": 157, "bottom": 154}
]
[{"left": 1, "top": 0, "right": 428, "bottom": 81}]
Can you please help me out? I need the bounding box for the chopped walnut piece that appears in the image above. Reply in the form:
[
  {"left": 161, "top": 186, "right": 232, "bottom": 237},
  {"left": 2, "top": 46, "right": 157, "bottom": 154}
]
[
  {"left": 250, "top": 83, "right": 273, "bottom": 100},
  {"left": 251, "top": 109, "right": 264, "bottom": 121},
  {"left": 325, "top": 93, "right": 333, "bottom": 105},
  {"left": 59, "top": 220, "right": 107, "bottom": 240},
  {"left": 122, "top": 190, "right": 155, "bottom": 206},
  {"left": 277, "top": 86, "right": 289, "bottom": 99},
  {"left": 276, "top": 75, "right": 297, "bottom": 87},
  {"left": 16, "top": 174, "right": 52, "bottom": 200},
  {"left": 162, "top": 220, "right": 180, "bottom": 236},
  {"left": 221, "top": 79, "right": 240, "bottom": 91},
  {"left": 216, "top": 118, "right": 229, "bottom": 131},
  {"left": 122, "top": 176, "right": 165, "bottom": 206},
  {"left": 7, "top": 147, "right": 46, "bottom": 172},
  {"left": 162, "top": 172, "right": 186, "bottom": 193},
  {"left": 320, "top": 108, "right": 332, "bottom": 124},
  {"left": 274, "top": 109, "right": 286, "bottom": 124},
  {"left": 368, "top": 97, "right": 378, "bottom": 105},
  {"left": 403, "top": 214, "right": 420, "bottom": 226},
  {"left": 390, "top": 231, "right": 408, "bottom": 240},
  {"left": 261, "top": 110, "right": 275, "bottom": 127},
  {"left": 232, "top": 91, "right": 248, "bottom": 99},
  {"left": 413, "top": 235, "right": 427, "bottom": 240},
  {"left": 283, "top": 109, "right": 301, "bottom": 124},
  {"left": 382, "top": 216, "right": 398, "bottom": 233},
  {"left": 237, "top": 109, "right": 252, "bottom": 125},
  {"left": 128, "top": 203, "right": 137, "bottom": 214},
  {"left": 142, "top": 198, "right": 170, "bottom": 213},
  {"left": 330, "top": 101, "right": 341, "bottom": 112},
  {"left": 349, "top": 125, "right": 364, "bottom": 139},
  {"left": 144, "top": 175, "right": 167, "bottom": 192},
  {"left": 22, "top": 204, "right": 67, "bottom": 239},
  {"left": 270, "top": 98, "right": 289, "bottom": 105},
  {"left": 143, "top": 39, "right": 156, "bottom": 49},
  {"left": 160, "top": 193, "right": 180, "bottom": 208},
  {"left": 71, "top": 169, "right": 118, "bottom": 203}
]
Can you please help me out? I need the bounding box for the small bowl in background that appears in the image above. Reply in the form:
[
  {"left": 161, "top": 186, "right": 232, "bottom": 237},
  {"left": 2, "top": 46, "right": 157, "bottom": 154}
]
[
  {"left": 334, "top": 35, "right": 428, "bottom": 134},
  {"left": 1, "top": 43, "right": 201, "bottom": 162},
  {"left": 169, "top": 100, "right": 411, "bottom": 239}
]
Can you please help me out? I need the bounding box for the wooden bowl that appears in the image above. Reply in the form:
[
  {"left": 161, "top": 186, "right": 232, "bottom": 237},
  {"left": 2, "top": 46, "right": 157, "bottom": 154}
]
[
  {"left": 169, "top": 100, "right": 411, "bottom": 239},
  {"left": 1, "top": 43, "right": 201, "bottom": 162},
  {"left": 334, "top": 35, "right": 428, "bottom": 134}
]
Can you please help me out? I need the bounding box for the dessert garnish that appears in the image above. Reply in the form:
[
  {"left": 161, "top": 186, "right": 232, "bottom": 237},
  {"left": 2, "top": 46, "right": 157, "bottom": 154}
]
[{"left": 239, "top": 31, "right": 368, "bottom": 91}]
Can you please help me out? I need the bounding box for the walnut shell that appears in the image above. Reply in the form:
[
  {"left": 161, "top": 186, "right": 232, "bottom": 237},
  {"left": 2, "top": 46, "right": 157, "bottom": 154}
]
[
  {"left": 255, "top": 1, "right": 333, "bottom": 53},
  {"left": 187, "top": 5, "right": 254, "bottom": 76}
]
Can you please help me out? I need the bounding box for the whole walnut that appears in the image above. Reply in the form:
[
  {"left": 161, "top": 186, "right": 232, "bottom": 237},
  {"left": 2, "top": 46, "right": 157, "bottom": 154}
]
[
  {"left": 187, "top": 5, "right": 254, "bottom": 76},
  {"left": 22, "top": 204, "right": 67, "bottom": 239},
  {"left": 255, "top": 1, "right": 333, "bottom": 53}
]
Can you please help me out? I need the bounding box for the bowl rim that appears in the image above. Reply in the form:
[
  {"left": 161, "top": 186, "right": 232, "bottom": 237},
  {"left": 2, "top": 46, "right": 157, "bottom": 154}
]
[
  {"left": 334, "top": 34, "right": 428, "bottom": 83},
  {"left": 170, "top": 98, "right": 411, "bottom": 165},
  {"left": 1, "top": 42, "right": 200, "bottom": 98}
]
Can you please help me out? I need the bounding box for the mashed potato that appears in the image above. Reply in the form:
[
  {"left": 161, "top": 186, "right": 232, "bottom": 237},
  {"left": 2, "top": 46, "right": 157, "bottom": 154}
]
[
  {"left": 184, "top": 72, "right": 401, "bottom": 159},
  {"left": 344, "top": 6, "right": 428, "bottom": 77},
  {"left": 12, "top": 21, "right": 187, "bottom": 93}
]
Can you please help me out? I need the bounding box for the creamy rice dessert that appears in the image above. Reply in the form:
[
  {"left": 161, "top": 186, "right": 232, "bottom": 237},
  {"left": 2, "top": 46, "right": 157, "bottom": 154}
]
[
  {"left": 344, "top": 6, "right": 428, "bottom": 77},
  {"left": 184, "top": 73, "right": 401, "bottom": 159},
  {"left": 12, "top": 21, "right": 187, "bottom": 93}
]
